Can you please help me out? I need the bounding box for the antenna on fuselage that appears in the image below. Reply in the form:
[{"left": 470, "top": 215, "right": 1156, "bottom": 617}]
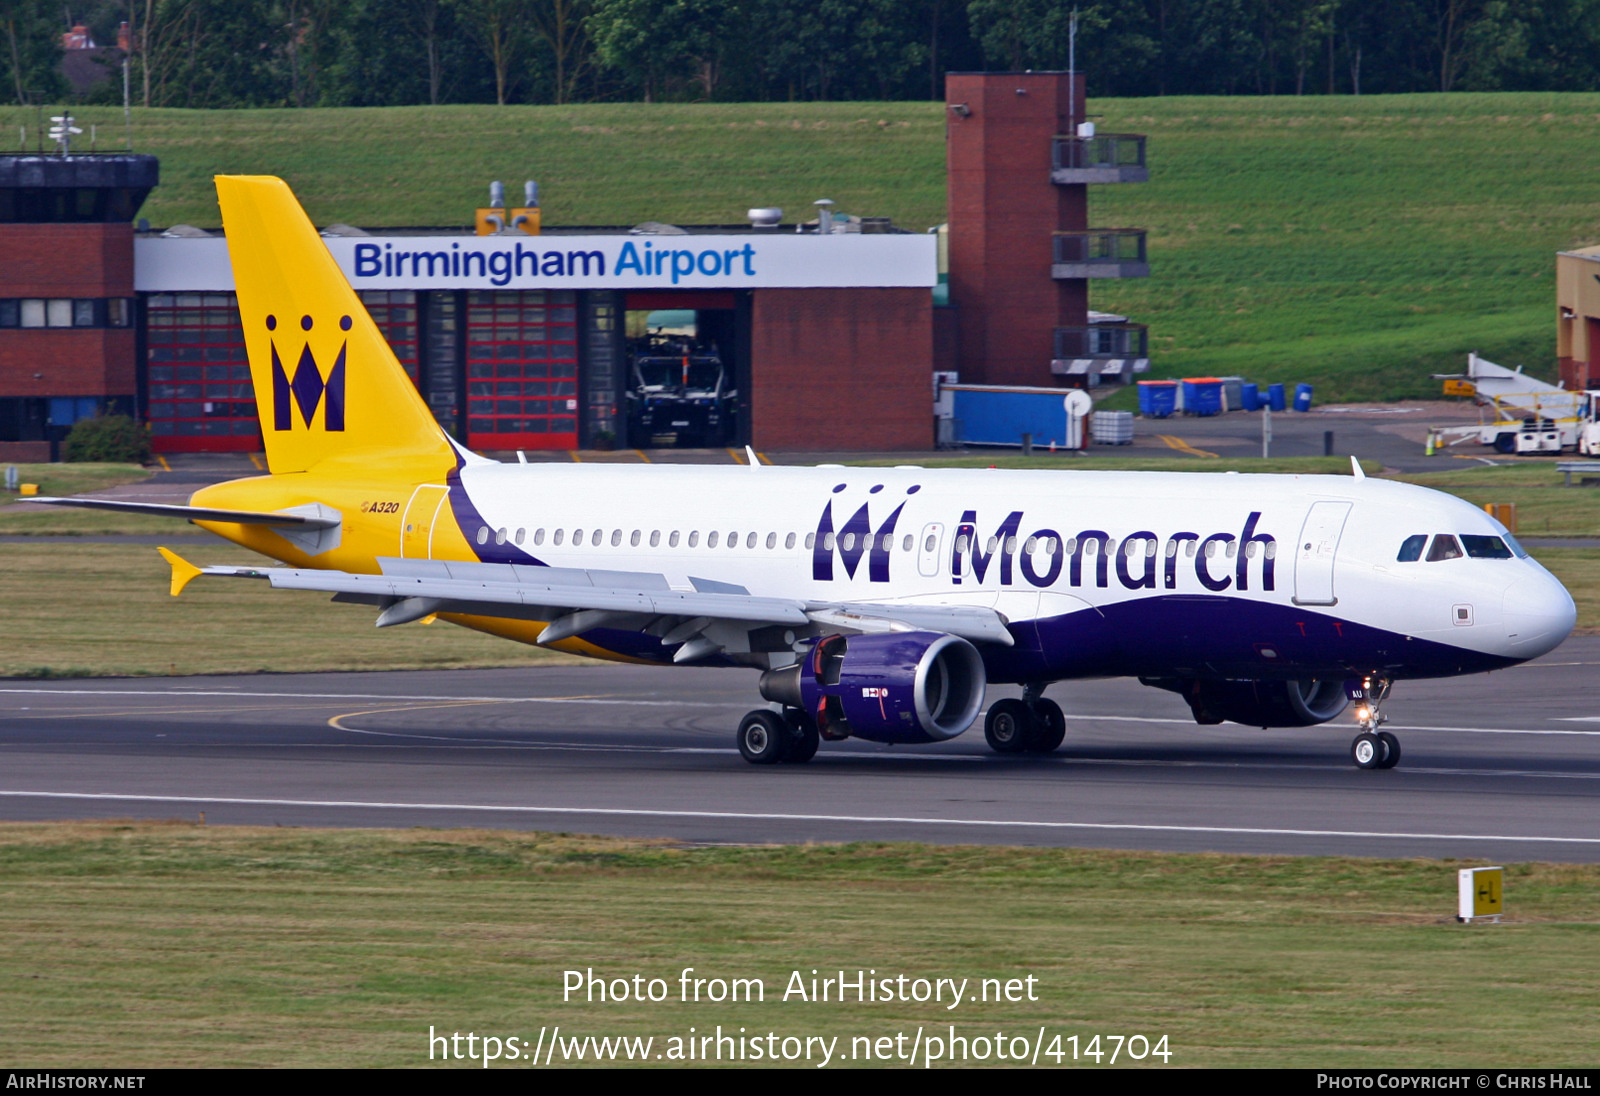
[{"left": 1350, "top": 456, "right": 1365, "bottom": 480}]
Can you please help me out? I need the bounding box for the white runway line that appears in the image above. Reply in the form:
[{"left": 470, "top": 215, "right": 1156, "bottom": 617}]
[
  {"left": 7, "top": 689, "right": 1600, "bottom": 736},
  {"left": 1, "top": 789, "right": 1597, "bottom": 845}
]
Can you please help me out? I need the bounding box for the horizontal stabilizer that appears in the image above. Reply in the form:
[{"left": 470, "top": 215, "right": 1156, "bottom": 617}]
[
  {"left": 27, "top": 497, "right": 341, "bottom": 528},
  {"left": 156, "top": 546, "right": 204, "bottom": 597}
]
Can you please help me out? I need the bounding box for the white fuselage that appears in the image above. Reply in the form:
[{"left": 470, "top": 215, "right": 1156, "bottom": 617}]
[{"left": 450, "top": 463, "right": 1575, "bottom": 681}]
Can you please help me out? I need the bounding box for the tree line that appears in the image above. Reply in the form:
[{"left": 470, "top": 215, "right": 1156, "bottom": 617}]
[{"left": 3, "top": 0, "right": 1598, "bottom": 110}]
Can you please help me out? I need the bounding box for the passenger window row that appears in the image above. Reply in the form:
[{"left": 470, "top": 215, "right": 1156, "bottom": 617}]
[
  {"left": 473, "top": 526, "right": 926, "bottom": 553},
  {"left": 950, "top": 534, "right": 1276, "bottom": 560},
  {"left": 1397, "top": 533, "right": 1520, "bottom": 562}
]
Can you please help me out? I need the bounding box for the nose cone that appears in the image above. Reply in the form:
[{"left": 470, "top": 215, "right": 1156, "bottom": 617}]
[{"left": 1502, "top": 569, "right": 1577, "bottom": 659}]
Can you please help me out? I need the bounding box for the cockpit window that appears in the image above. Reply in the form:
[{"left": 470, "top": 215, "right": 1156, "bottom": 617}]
[
  {"left": 1426, "top": 534, "right": 1463, "bottom": 562},
  {"left": 1397, "top": 535, "right": 1427, "bottom": 562},
  {"left": 1502, "top": 532, "right": 1530, "bottom": 559},
  {"left": 1461, "top": 534, "right": 1513, "bottom": 559}
]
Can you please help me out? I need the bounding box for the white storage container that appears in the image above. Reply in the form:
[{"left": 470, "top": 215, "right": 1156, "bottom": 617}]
[{"left": 1092, "top": 409, "right": 1134, "bottom": 445}]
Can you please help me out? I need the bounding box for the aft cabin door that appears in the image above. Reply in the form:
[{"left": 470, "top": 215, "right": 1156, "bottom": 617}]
[
  {"left": 1293, "top": 501, "right": 1352, "bottom": 606},
  {"left": 401, "top": 485, "right": 451, "bottom": 559}
]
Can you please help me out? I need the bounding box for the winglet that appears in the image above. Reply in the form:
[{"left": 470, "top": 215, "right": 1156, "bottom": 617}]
[
  {"left": 157, "top": 547, "right": 204, "bottom": 597},
  {"left": 1350, "top": 456, "right": 1365, "bottom": 480}
]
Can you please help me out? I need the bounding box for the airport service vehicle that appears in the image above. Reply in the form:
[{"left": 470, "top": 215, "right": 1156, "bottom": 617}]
[
  {"left": 36, "top": 177, "right": 1577, "bottom": 771},
  {"left": 625, "top": 337, "right": 734, "bottom": 448},
  {"left": 1435, "top": 353, "right": 1600, "bottom": 455}
]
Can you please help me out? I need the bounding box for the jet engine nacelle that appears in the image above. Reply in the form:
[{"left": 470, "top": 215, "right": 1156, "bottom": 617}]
[
  {"left": 1143, "top": 676, "right": 1350, "bottom": 728},
  {"left": 760, "top": 631, "right": 987, "bottom": 744}
]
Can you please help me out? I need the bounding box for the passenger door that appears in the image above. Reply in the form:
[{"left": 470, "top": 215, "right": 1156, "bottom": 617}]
[
  {"left": 1293, "top": 501, "right": 1352, "bottom": 606},
  {"left": 401, "top": 484, "right": 451, "bottom": 559}
]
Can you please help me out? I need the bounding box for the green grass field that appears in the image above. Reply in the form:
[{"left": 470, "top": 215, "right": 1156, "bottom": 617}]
[
  {"left": 0, "top": 541, "right": 582, "bottom": 677},
  {"left": 14, "top": 93, "right": 1597, "bottom": 402},
  {"left": 0, "top": 823, "right": 1594, "bottom": 1067}
]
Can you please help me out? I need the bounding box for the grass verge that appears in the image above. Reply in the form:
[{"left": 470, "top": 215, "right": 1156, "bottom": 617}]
[
  {"left": 0, "top": 463, "right": 168, "bottom": 535},
  {"left": 0, "top": 822, "right": 1595, "bottom": 1068}
]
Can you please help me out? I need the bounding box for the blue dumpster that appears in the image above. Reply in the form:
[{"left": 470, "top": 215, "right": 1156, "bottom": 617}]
[
  {"left": 1240, "top": 382, "right": 1260, "bottom": 411},
  {"left": 1137, "top": 380, "right": 1178, "bottom": 418},
  {"left": 1266, "top": 382, "right": 1286, "bottom": 411},
  {"left": 948, "top": 385, "right": 1082, "bottom": 447},
  {"left": 1293, "top": 383, "right": 1314, "bottom": 412},
  {"left": 1181, "top": 377, "right": 1223, "bottom": 417}
]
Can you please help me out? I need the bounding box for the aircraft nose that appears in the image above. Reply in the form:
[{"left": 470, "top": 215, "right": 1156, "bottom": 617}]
[{"left": 1502, "top": 568, "right": 1577, "bottom": 658}]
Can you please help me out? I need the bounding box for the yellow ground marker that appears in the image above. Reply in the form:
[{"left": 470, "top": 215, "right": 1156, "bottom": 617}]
[
  {"left": 248, "top": 453, "right": 265, "bottom": 471},
  {"left": 635, "top": 449, "right": 652, "bottom": 463},
  {"left": 569, "top": 450, "right": 582, "bottom": 462},
  {"left": 155, "top": 454, "right": 172, "bottom": 471},
  {"left": 1157, "top": 434, "right": 1220, "bottom": 459},
  {"left": 727, "top": 447, "right": 745, "bottom": 465}
]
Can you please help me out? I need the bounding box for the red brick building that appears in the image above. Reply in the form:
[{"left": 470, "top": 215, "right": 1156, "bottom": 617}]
[
  {"left": 0, "top": 155, "right": 155, "bottom": 460},
  {"left": 944, "top": 71, "right": 1148, "bottom": 388}
]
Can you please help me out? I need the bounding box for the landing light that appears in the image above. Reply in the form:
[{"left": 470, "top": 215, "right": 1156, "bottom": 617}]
[{"left": 1355, "top": 707, "right": 1371, "bottom": 722}]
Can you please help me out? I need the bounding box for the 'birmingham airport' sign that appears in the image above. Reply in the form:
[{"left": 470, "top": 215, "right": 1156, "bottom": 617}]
[{"left": 134, "top": 232, "right": 937, "bottom": 292}]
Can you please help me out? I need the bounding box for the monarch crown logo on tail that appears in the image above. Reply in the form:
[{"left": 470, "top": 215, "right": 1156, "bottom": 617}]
[{"left": 269, "top": 313, "right": 348, "bottom": 432}]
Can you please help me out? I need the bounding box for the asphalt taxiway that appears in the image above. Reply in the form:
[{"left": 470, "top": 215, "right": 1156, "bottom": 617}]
[{"left": 4, "top": 638, "right": 1600, "bottom": 862}]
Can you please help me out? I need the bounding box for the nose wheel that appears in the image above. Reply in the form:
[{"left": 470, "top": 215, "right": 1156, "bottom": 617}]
[{"left": 1350, "top": 678, "right": 1400, "bottom": 770}]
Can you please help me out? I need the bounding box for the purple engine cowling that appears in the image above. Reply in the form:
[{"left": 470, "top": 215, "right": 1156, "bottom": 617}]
[{"left": 759, "top": 631, "right": 987, "bottom": 744}]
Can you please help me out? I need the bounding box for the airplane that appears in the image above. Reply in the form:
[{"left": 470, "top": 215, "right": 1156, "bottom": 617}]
[{"left": 35, "top": 176, "right": 1577, "bottom": 770}]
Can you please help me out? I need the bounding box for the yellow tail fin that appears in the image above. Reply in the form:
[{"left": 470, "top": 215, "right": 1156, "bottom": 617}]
[{"left": 215, "top": 176, "right": 453, "bottom": 474}]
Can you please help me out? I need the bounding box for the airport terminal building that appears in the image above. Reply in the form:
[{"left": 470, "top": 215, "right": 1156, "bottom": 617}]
[
  {"left": 132, "top": 225, "right": 937, "bottom": 455},
  {"left": 0, "top": 71, "right": 1151, "bottom": 458}
]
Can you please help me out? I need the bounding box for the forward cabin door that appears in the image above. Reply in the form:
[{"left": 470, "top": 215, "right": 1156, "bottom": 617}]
[
  {"left": 401, "top": 484, "right": 451, "bottom": 559},
  {"left": 1293, "top": 501, "right": 1352, "bottom": 606}
]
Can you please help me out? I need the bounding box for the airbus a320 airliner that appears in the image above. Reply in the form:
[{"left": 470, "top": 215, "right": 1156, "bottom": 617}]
[{"left": 37, "top": 177, "right": 1577, "bottom": 769}]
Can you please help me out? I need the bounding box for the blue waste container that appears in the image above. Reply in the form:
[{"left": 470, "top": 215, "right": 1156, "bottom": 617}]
[
  {"left": 1294, "top": 383, "right": 1314, "bottom": 412},
  {"left": 1181, "top": 378, "right": 1223, "bottom": 416},
  {"left": 1137, "top": 380, "right": 1177, "bottom": 418},
  {"left": 1267, "top": 383, "right": 1286, "bottom": 411},
  {"left": 1240, "top": 383, "right": 1260, "bottom": 411}
]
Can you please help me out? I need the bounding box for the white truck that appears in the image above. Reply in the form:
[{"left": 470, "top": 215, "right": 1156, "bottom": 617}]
[{"left": 1433, "top": 353, "right": 1600, "bottom": 456}]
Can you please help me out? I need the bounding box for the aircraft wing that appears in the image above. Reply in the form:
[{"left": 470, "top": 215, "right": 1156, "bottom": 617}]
[{"left": 158, "top": 551, "right": 1013, "bottom": 652}]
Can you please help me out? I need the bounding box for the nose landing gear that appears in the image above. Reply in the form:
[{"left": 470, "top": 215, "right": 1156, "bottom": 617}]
[{"left": 1349, "top": 677, "right": 1400, "bottom": 770}]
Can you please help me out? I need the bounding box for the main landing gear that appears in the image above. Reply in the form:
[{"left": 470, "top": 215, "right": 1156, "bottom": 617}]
[
  {"left": 983, "top": 685, "right": 1067, "bottom": 755},
  {"left": 736, "top": 708, "right": 819, "bottom": 765},
  {"left": 1349, "top": 677, "right": 1400, "bottom": 770}
]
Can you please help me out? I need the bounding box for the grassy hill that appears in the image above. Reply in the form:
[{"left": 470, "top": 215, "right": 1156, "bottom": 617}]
[{"left": 13, "top": 94, "right": 1599, "bottom": 401}]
